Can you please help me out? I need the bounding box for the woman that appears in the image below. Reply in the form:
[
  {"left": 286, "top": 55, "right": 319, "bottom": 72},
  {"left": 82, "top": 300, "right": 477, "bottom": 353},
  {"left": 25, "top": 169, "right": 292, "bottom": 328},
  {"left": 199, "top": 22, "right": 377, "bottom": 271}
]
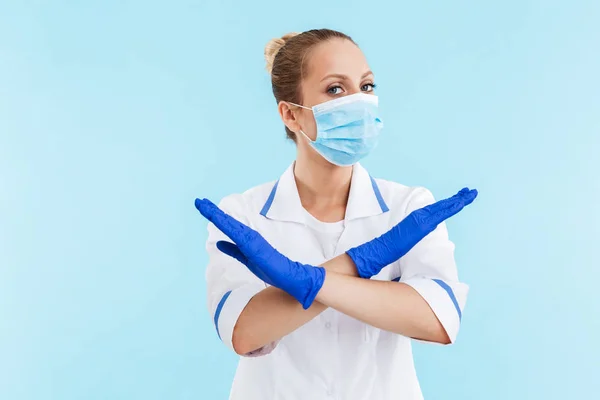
[{"left": 195, "top": 29, "right": 477, "bottom": 400}]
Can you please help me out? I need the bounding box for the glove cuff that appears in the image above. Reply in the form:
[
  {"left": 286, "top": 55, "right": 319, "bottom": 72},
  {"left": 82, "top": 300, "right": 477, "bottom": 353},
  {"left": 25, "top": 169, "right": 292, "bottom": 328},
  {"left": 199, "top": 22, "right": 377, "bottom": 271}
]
[
  {"left": 300, "top": 266, "right": 326, "bottom": 310},
  {"left": 346, "top": 247, "right": 373, "bottom": 279}
]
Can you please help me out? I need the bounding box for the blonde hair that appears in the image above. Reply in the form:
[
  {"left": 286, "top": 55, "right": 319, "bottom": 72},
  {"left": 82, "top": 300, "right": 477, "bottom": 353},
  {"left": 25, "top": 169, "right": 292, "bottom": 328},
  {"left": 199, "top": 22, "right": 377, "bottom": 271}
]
[
  {"left": 264, "top": 32, "right": 299, "bottom": 75},
  {"left": 263, "top": 29, "right": 356, "bottom": 142}
]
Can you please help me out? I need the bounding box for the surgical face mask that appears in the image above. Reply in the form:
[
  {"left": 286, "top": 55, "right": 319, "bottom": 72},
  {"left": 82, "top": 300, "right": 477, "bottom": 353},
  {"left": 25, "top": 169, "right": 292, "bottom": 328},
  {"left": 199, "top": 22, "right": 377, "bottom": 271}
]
[{"left": 289, "top": 93, "right": 383, "bottom": 167}]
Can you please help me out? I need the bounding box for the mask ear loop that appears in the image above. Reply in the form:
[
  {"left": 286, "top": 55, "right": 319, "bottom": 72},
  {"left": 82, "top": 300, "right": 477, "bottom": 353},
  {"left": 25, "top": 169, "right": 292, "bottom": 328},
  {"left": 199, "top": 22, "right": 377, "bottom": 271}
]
[
  {"left": 286, "top": 101, "right": 312, "bottom": 111},
  {"left": 298, "top": 129, "right": 315, "bottom": 143},
  {"left": 285, "top": 102, "right": 316, "bottom": 143}
]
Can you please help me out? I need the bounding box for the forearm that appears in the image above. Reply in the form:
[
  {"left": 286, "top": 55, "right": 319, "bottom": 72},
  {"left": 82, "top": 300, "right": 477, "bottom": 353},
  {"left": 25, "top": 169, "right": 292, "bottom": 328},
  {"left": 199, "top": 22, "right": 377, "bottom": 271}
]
[
  {"left": 232, "top": 254, "right": 358, "bottom": 354},
  {"left": 316, "top": 272, "right": 450, "bottom": 344},
  {"left": 233, "top": 256, "right": 450, "bottom": 354}
]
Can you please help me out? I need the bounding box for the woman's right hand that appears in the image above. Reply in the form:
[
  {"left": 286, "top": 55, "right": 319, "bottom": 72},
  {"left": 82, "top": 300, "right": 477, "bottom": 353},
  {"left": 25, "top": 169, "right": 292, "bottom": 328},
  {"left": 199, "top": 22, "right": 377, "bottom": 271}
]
[
  {"left": 346, "top": 187, "right": 478, "bottom": 279},
  {"left": 195, "top": 198, "right": 326, "bottom": 310}
]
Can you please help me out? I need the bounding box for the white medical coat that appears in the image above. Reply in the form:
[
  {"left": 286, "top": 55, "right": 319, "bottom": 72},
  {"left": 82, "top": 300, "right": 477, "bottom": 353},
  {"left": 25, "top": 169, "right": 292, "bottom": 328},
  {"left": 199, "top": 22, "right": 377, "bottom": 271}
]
[{"left": 205, "top": 162, "right": 468, "bottom": 400}]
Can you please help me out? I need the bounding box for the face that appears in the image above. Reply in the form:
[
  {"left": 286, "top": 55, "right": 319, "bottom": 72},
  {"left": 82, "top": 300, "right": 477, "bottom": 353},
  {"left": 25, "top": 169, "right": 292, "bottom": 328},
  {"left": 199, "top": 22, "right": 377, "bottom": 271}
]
[{"left": 279, "top": 38, "right": 376, "bottom": 143}]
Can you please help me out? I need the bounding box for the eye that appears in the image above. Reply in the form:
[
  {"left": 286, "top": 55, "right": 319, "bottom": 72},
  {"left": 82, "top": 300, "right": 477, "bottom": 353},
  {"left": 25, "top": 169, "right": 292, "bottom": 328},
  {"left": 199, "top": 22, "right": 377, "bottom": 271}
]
[
  {"left": 327, "top": 85, "right": 344, "bottom": 95},
  {"left": 361, "top": 83, "right": 377, "bottom": 92}
]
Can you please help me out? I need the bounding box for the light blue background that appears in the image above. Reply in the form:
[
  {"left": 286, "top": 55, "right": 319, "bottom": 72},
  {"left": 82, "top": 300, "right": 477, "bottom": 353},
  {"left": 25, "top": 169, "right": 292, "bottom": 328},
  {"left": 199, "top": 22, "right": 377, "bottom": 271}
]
[{"left": 1, "top": 1, "right": 598, "bottom": 399}]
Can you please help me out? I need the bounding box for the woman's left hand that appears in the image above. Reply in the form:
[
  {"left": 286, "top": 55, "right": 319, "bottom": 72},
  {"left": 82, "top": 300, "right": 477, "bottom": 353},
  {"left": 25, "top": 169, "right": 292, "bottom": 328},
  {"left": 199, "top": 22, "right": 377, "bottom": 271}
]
[{"left": 195, "top": 198, "right": 325, "bottom": 309}]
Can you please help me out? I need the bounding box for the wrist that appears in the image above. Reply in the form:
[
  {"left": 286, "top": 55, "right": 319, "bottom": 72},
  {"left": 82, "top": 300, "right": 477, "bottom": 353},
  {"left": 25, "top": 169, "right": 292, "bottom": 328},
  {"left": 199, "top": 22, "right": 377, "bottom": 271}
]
[
  {"left": 299, "top": 265, "right": 326, "bottom": 310},
  {"left": 324, "top": 253, "right": 359, "bottom": 277}
]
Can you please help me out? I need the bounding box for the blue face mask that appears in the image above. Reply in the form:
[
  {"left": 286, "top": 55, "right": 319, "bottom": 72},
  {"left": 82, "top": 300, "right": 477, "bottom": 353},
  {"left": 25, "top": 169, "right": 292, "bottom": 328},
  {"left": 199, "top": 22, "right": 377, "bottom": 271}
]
[{"left": 289, "top": 93, "right": 383, "bottom": 167}]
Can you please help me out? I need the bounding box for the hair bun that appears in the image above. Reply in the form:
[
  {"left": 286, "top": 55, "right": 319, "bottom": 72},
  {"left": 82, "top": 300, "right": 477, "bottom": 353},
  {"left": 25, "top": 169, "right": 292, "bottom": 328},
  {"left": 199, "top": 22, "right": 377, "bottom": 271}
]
[{"left": 264, "top": 32, "right": 299, "bottom": 75}]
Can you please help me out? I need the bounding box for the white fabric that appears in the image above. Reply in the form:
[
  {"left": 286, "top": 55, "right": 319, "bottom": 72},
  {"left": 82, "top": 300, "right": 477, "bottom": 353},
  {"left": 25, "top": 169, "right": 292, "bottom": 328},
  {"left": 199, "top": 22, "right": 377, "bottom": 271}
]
[
  {"left": 302, "top": 209, "right": 345, "bottom": 260},
  {"left": 204, "top": 162, "right": 469, "bottom": 400}
]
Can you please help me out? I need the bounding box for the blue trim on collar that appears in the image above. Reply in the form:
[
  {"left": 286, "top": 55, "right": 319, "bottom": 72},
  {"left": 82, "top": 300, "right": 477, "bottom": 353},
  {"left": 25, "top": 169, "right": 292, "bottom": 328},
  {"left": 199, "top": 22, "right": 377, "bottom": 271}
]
[
  {"left": 369, "top": 176, "right": 390, "bottom": 213},
  {"left": 261, "top": 175, "right": 388, "bottom": 218},
  {"left": 260, "top": 180, "right": 279, "bottom": 217}
]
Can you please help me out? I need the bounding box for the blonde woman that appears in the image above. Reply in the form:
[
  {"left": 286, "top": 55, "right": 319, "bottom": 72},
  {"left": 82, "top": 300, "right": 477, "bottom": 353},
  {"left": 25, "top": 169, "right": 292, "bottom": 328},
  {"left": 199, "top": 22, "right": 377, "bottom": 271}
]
[{"left": 195, "top": 28, "right": 477, "bottom": 400}]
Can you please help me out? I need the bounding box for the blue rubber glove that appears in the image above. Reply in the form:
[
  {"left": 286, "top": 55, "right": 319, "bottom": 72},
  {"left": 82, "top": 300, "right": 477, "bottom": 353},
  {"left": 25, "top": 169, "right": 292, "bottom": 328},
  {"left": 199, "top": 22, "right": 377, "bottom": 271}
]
[
  {"left": 195, "top": 198, "right": 325, "bottom": 310},
  {"left": 347, "top": 187, "right": 478, "bottom": 279}
]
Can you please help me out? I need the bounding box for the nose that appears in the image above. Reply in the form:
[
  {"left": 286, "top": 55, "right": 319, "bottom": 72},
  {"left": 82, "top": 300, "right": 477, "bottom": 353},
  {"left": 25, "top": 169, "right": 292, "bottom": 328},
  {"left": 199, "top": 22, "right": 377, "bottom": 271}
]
[{"left": 347, "top": 84, "right": 362, "bottom": 95}]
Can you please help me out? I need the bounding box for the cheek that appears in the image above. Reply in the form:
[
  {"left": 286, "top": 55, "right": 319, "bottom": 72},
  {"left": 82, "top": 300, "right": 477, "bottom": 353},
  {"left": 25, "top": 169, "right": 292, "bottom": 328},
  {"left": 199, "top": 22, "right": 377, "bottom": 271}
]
[
  {"left": 299, "top": 111, "right": 318, "bottom": 140},
  {"left": 298, "top": 83, "right": 323, "bottom": 140}
]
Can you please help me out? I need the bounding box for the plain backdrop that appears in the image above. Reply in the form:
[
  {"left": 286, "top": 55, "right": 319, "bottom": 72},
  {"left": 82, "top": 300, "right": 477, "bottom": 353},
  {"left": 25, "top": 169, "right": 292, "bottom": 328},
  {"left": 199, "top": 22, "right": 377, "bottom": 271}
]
[{"left": 1, "top": 1, "right": 599, "bottom": 399}]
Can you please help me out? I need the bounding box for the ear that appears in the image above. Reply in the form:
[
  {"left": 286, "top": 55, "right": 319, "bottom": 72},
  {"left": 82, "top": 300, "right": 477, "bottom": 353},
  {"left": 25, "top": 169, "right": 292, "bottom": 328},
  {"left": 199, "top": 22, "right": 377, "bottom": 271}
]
[{"left": 278, "top": 101, "right": 302, "bottom": 134}]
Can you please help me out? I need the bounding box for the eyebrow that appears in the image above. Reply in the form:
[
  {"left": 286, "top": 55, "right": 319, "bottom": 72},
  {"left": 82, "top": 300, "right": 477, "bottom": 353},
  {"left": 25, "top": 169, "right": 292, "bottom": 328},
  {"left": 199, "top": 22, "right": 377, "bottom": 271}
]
[
  {"left": 362, "top": 70, "right": 374, "bottom": 79},
  {"left": 320, "top": 70, "right": 374, "bottom": 82}
]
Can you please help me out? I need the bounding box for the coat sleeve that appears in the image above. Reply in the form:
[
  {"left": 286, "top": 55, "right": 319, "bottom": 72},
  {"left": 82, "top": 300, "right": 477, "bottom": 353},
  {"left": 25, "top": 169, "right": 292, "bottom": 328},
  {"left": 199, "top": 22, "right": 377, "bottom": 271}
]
[
  {"left": 398, "top": 187, "right": 469, "bottom": 344},
  {"left": 205, "top": 194, "right": 278, "bottom": 356}
]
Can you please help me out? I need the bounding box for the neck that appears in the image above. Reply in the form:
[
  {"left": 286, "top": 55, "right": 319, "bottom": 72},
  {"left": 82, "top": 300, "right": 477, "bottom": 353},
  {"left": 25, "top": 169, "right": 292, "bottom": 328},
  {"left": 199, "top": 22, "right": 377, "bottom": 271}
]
[{"left": 293, "top": 151, "right": 353, "bottom": 209}]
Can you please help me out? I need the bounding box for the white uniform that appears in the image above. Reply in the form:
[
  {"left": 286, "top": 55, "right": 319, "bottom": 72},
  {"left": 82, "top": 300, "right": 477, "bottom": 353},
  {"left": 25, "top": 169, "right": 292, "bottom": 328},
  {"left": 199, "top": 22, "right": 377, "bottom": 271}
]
[{"left": 205, "top": 162, "right": 468, "bottom": 400}]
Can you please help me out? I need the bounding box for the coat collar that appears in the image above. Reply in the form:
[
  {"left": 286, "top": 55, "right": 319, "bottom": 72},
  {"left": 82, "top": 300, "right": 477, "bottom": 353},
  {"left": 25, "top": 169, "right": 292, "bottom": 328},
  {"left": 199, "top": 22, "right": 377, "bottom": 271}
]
[{"left": 260, "top": 162, "right": 389, "bottom": 223}]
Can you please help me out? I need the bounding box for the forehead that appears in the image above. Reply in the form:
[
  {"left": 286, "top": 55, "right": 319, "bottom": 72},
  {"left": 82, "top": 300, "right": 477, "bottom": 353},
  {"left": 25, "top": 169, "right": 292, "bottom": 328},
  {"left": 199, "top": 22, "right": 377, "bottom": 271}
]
[{"left": 305, "top": 39, "right": 370, "bottom": 79}]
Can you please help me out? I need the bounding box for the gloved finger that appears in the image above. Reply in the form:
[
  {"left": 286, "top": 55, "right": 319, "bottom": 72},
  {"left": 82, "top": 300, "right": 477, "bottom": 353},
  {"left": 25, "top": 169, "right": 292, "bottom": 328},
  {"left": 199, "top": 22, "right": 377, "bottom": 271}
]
[
  {"left": 195, "top": 198, "right": 250, "bottom": 243},
  {"left": 217, "top": 242, "right": 271, "bottom": 284},
  {"left": 195, "top": 198, "right": 219, "bottom": 221},
  {"left": 429, "top": 187, "right": 476, "bottom": 212},
  {"left": 216, "top": 241, "right": 249, "bottom": 266},
  {"left": 425, "top": 198, "right": 464, "bottom": 225},
  {"left": 424, "top": 188, "right": 478, "bottom": 225},
  {"left": 425, "top": 191, "right": 465, "bottom": 214},
  {"left": 444, "top": 188, "right": 471, "bottom": 205},
  {"left": 460, "top": 189, "right": 478, "bottom": 206},
  {"left": 438, "top": 188, "right": 477, "bottom": 210},
  {"left": 196, "top": 198, "right": 237, "bottom": 225}
]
